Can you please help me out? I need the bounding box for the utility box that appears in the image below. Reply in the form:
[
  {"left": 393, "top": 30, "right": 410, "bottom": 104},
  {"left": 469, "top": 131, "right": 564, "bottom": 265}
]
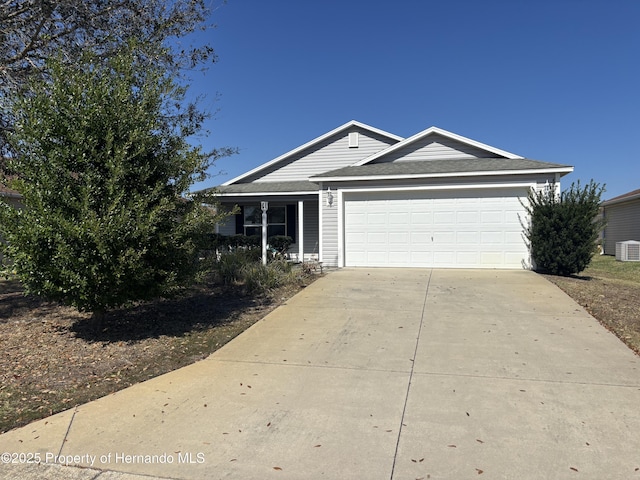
[{"left": 615, "top": 240, "right": 640, "bottom": 261}]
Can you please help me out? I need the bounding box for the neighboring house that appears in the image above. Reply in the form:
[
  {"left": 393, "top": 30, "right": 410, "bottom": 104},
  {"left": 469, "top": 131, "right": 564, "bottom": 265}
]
[
  {"left": 601, "top": 188, "right": 640, "bottom": 255},
  {"left": 204, "top": 121, "right": 573, "bottom": 269}
]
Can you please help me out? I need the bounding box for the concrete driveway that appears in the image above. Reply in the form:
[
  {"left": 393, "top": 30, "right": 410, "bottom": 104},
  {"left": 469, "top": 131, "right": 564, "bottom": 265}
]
[{"left": 1, "top": 269, "right": 639, "bottom": 479}]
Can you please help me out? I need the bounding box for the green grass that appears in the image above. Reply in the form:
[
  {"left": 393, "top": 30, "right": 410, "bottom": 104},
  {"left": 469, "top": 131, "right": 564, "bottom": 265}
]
[{"left": 582, "top": 254, "right": 640, "bottom": 284}]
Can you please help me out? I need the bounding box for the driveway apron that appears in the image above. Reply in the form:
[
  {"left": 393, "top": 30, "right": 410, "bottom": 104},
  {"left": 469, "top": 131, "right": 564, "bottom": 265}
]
[{"left": 0, "top": 269, "right": 638, "bottom": 480}]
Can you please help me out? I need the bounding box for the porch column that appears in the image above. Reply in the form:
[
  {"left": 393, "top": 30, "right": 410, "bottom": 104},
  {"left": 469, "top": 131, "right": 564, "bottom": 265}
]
[{"left": 298, "top": 200, "right": 304, "bottom": 262}]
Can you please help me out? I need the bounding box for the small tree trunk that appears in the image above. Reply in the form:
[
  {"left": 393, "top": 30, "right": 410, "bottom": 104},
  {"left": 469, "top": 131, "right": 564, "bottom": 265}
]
[{"left": 91, "top": 309, "right": 106, "bottom": 330}]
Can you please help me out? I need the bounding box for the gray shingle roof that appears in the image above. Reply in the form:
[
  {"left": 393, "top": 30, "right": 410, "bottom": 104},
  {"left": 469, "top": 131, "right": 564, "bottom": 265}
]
[
  {"left": 208, "top": 181, "right": 319, "bottom": 194},
  {"left": 311, "top": 158, "right": 572, "bottom": 179}
]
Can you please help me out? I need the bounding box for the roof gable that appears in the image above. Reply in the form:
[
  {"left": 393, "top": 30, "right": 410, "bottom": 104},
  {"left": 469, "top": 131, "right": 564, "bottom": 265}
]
[
  {"left": 355, "top": 126, "right": 523, "bottom": 166},
  {"left": 223, "top": 120, "right": 402, "bottom": 185}
]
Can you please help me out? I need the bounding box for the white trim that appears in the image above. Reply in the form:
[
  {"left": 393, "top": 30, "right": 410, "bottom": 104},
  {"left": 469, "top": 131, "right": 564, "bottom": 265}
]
[
  {"left": 602, "top": 191, "right": 640, "bottom": 207},
  {"left": 222, "top": 120, "right": 403, "bottom": 186},
  {"left": 339, "top": 181, "right": 536, "bottom": 195},
  {"left": 298, "top": 200, "right": 304, "bottom": 262},
  {"left": 318, "top": 182, "right": 324, "bottom": 263},
  {"left": 353, "top": 126, "right": 523, "bottom": 166},
  {"left": 313, "top": 167, "right": 573, "bottom": 183},
  {"left": 337, "top": 189, "right": 344, "bottom": 268},
  {"left": 214, "top": 191, "right": 318, "bottom": 197}
]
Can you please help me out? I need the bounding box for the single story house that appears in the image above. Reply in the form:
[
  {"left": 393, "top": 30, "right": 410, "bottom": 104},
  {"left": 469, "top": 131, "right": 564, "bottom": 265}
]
[
  {"left": 600, "top": 188, "right": 640, "bottom": 255},
  {"left": 205, "top": 121, "right": 573, "bottom": 269}
]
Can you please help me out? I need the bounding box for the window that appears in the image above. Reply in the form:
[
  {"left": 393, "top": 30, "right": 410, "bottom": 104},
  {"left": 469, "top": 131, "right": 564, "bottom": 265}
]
[{"left": 243, "top": 205, "right": 287, "bottom": 238}]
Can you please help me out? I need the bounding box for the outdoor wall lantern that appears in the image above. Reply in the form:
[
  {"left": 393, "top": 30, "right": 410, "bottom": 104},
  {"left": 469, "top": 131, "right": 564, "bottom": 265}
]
[{"left": 326, "top": 188, "right": 334, "bottom": 207}]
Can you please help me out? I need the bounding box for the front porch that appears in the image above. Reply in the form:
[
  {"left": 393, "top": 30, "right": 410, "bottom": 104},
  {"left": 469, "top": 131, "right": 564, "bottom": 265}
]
[{"left": 214, "top": 194, "right": 320, "bottom": 263}]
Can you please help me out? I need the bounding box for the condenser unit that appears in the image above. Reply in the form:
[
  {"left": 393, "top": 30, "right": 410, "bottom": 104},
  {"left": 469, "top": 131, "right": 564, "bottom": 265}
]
[{"left": 616, "top": 240, "right": 640, "bottom": 262}]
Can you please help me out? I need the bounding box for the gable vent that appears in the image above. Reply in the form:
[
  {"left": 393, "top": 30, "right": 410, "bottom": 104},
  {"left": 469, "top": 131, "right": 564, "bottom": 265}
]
[
  {"left": 348, "top": 132, "right": 359, "bottom": 148},
  {"left": 616, "top": 240, "right": 640, "bottom": 261}
]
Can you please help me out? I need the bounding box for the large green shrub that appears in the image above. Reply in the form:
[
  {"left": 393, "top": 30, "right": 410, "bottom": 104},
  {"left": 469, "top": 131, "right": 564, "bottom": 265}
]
[
  {"left": 523, "top": 180, "right": 605, "bottom": 276},
  {"left": 0, "top": 45, "right": 226, "bottom": 317}
]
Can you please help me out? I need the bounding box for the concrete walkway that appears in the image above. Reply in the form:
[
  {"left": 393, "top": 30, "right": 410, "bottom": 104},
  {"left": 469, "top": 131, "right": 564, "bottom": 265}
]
[{"left": 1, "top": 269, "right": 639, "bottom": 479}]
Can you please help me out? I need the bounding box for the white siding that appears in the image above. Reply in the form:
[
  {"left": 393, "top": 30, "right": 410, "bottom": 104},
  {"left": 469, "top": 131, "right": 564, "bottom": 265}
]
[
  {"left": 603, "top": 198, "right": 640, "bottom": 255},
  {"left": 372, "top": 133, "right": 499, "bottom": 163},
  {"left": 245, "top": 127, "right": 397, "bottom": 183}
]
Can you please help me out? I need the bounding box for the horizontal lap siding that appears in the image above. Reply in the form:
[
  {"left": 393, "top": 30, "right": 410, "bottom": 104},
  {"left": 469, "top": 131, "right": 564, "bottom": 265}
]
[
  {"left": 246, "top": 127, "right": 397, "bottom": 182},
  {"left": 302, "top": 201, "right": 320, "bottom": 257},
  {"left": 373, "top": 133, "right": 497, "bottom": 163},
  {"left": 321, "top": 190, "right": 339, "bottom": 266},
  {"left": 604, "top": 199, "right": 640, "bottom": 254}
]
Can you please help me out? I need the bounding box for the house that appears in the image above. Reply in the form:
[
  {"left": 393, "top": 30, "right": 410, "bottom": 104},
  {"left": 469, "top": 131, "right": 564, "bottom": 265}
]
[
  {"left": 205, "top": 121, "right": 573, "bottom": 269},
  {"left": 601, "top": 188, "right": 640, "bottom": 255}
]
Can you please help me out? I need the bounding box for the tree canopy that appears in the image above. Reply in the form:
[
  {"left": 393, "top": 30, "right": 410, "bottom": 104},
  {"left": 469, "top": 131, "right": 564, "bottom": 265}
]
[
  {"left": 0, "top": 0, "right": 218, "bottom": 156},
  {"left": 0, "top": 44, "right": 224, "bottom": 316}
]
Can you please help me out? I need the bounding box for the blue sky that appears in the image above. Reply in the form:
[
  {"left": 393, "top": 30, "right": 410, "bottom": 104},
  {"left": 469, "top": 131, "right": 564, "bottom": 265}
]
[{"left": 187, "top": 0, "right": 639, "bottom": 200}]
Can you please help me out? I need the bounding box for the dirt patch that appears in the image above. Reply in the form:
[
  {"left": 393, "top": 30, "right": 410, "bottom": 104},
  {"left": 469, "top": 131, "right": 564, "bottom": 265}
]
[{"left": 0, "top": 275, "right": 317, "bottom": 434}]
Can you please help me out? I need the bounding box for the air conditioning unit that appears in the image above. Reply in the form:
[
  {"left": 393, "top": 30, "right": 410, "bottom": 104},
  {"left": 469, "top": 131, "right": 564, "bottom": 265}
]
[{"left": 616, "top": 240, "right": 640, "bottom": 262}]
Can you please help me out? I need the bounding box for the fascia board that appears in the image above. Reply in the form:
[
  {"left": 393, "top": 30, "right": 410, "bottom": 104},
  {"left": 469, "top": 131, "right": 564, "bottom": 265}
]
[
  {"left": 222, "top": 120, "right": 403, "bottom": 186},
  {"left": 353, "top": 126, "right": 524, "bottom": 166},
  {"left": 312, "top": 166, "right": 574, "bottom": 183},
  {"left": 341, "top": 181, "right": 537, "bottom": 194},
  {"left": 213, "top": 191, "right": 319, "bottom": 197},
  {"left": 602, "top": 192, "right": 640, "bottom": 206}
]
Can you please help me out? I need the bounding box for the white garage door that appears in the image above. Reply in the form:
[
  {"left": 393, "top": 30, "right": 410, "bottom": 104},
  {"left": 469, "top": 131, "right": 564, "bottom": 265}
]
[{"left": 344, "top": 188, "right": 530, "bottom": 268}]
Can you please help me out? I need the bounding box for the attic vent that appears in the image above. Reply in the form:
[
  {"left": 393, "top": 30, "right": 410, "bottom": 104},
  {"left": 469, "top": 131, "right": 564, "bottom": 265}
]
[
  {"left": 616, "top": 241, "right": 640, "bottom": 262},
  {"left": 348, "top": 132, "right": 359, "bottom": 148}
]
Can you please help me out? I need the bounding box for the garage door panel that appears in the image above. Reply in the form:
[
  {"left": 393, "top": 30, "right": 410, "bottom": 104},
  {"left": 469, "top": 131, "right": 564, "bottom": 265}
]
[
  {"left": 367, "top": 232, "right": 387, "bottom": 244},
  {"left": 344, "top": 189, "right": 529, "bottom": 268},
  {"left": 481, "top": 231, "right": 503, "bottom": 244},
  {"left": 435, "top": 231, "right": 455, "bottom": 243},
  {"left": 456, "top": 211, "right": 479, "bottom": 223},
  {"left": 434, "top": 212, "right": 454, "bottom": 224},
  {"left": 367, "top": 213, "right": 386, "bottom": 225},
  {"left": 457, "top": 231, "right": 479, "bottom": 244}
]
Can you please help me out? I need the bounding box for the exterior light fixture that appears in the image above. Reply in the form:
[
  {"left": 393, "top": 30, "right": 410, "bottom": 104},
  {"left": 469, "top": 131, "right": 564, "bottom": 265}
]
[{"left": 327, "top": 188, "right": 334, "bottom": 207}]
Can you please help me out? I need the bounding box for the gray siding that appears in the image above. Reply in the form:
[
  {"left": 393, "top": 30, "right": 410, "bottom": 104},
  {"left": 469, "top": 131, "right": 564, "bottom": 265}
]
[
  {"left": 321, "top": 189, "right": 339, "bottom": 267},
  {"left": 287, "top": 200, "right": 320, "bottom": 261},
  {"left": 217, "top": 216, "right": 236, "bottom": 236},
  {"left": 244, "top": 127, "right": 398, "bottom": 183},
  {"left": 372, "top": 133, "right": 500, "bottom": 163},
  {"left": 301, "top": 200, "right": 320, "bottom": 258},
  {"left": 603, "top": 198, "right": 640, "bottom": 255}
]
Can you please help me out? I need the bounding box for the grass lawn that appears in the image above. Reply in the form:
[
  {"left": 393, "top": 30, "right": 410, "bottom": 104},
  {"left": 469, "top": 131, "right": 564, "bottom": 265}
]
[
  {"left": 0, "top": 269, "right": 318, "bottom": 434},
  {"left": 543, "top": 254, "right": 640, "bottom": 355}
]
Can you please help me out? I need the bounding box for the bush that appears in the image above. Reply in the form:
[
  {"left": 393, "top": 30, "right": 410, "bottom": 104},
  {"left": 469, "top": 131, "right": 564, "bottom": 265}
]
[
  {"left": 268, "top": 235, "right": 293, "bottom": 256},
  {"left": 241, "top": 259, "right": 294, "bottom": 294},
  {"left": 212, "top": 251, "right": 294, "bottom": 294},
  {"left": 523, "top": 180, "right": 605, "bottom": 276}
]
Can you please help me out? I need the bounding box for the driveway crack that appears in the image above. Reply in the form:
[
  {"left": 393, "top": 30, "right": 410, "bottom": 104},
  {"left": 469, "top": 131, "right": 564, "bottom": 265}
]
[{"left": 389, "top": 269, "right": 432, "bottom": 479}]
